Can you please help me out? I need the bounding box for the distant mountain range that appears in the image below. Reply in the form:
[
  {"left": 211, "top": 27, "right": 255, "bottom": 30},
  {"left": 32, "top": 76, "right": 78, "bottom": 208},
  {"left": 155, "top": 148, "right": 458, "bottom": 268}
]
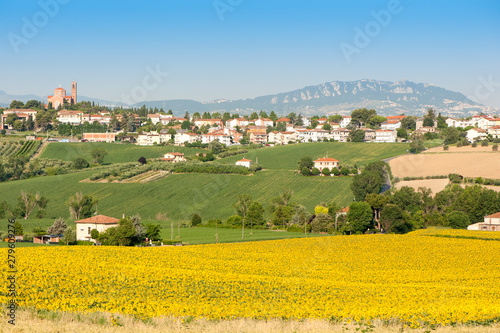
[{"left": 2, "top": 79, "right": 498, "bottom": 117}]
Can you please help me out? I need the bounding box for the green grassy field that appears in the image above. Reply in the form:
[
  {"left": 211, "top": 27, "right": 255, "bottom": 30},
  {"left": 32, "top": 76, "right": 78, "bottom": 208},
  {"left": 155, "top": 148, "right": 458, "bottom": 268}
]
[
  {"left": 0, "top": 242, "right": 57, "bottom": 248},
  {"left": 0, "top": 168, "right": 354, "bottom": 222},
  {"left": 159, "top": 226, "right": 327, "bottom": 244},
  {"left": 0, "top": 142, "right": 409, "bottom": 229},
  {"left": 40, "top": 142, "right": 205, "bottom": 163},
  {"left": 218, "top": 142, "right": 409, "bottom": 170}
]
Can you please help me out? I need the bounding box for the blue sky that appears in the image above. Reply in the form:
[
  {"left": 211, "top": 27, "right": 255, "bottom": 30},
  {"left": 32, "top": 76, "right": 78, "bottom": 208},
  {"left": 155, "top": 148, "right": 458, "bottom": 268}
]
[{"left": 0, "top": 0, "right": 499, "bottom": 107}]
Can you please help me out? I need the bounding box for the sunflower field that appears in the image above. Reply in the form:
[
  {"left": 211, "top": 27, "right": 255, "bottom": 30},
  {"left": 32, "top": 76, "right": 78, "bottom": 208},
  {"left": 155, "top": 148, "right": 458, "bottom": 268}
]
[{"left": 2, "top": 231, "right": 500, "bottom": 328}]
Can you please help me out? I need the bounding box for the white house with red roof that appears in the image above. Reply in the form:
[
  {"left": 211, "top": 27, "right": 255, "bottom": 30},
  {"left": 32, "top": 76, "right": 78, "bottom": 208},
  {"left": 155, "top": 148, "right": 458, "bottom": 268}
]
[
  {"left": 254, "top": 118, "right": 274, "bottom": 127},
  {"left": 381, "top": 120, "right": 402, "bottom": 130},
  {"left": 466, "top": 128, "right": 488, "bottom": 142},
  {"left": 57, "top": 109, "right": 83, "bottom": 125},
  {"left": 193, "top": 119, "right": 224, "bottom": 128},
  {"left": 236, "top": 158, "right": 252, "bottom": 168},
  {"left": 1, "top": 109, "right": 38, "bottom": 129},
  {"left": 75, "top": 215, "right": 120, "bottom": 242},
  {"left": 226, "top": 118, "right": 249, "bottom": 129},
  {"left": 340, "top": 116, "right": 351, "bottom": 128},
  {"left": 162, "top": 152, "right": 186, "bottom": 162},
  {"left": 314, "top": 157, "right": 339, "bottom": 172},
  {"left": 467, "top": 212, "right": 500, "bottom": 231},
  {"left": 374, "top": 129, "right": 397, "bottom": 142}
]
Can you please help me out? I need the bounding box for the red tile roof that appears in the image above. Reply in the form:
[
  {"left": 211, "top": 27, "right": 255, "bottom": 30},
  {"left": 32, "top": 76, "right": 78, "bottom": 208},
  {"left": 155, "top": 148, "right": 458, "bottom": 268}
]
[
  {"left": 276, "top": 118, "right": 290, "bottom": 122},
  {"left": 237, "top": 158, "right": 252, "bottom": 162},
  {"left": 75, "top": 215, "right": 120, "bottom": 224},
  {"left": 314, "top": 157, "right": 339, "bottom": 162},
  {"left": 486, "top": 212, "right": 500, "bottom": 219}
]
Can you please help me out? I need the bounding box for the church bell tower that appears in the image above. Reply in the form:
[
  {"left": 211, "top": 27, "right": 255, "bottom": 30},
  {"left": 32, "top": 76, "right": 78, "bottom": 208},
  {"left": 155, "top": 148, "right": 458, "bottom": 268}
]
[{"left": 71, "top": 81, "right": 77, "bottom": 104}]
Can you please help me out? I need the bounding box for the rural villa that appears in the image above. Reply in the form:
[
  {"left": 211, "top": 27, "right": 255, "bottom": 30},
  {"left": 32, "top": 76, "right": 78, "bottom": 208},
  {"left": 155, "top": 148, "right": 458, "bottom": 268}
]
[
  {"left": 468, "top": 212, "right": 500, "bottom": 231},
  {"left": 236, "top": 158, "right": 252, "bottom": 168},
  {"left": 162, "top": 152, "right": 186, "bottom": 162},
  {"left": 313, "top": 157, "right": 339, "bottom": 172},
  {"left": 75, "top": 215, "right": 120, "bottom": 242}
]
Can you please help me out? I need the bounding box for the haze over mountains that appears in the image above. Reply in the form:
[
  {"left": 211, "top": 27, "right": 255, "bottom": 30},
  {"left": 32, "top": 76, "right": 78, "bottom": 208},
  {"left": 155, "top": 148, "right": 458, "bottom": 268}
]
[{"left": 2, "top": 79, "right": 497, "bottom": 117}]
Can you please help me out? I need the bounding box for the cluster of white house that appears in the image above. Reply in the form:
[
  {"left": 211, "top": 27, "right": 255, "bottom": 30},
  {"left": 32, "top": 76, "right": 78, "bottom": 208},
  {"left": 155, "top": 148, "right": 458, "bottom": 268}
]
[
  {"left": 5, "top": 108, "right": 500, "bottom": 146},
  {"left": 137, "top": 115, "right": 410, "bottom": 146}
]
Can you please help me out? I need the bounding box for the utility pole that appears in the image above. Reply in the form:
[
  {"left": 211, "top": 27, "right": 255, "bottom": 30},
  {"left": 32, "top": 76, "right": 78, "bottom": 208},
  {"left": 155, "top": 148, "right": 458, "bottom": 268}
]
[{"left": 171, "top": 222, "right": 173, "bottom": 240}]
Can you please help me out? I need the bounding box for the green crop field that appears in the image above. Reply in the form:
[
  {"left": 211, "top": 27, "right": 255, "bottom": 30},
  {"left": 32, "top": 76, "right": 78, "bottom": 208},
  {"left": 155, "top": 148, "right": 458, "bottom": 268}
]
[
  {"left": 0, "top": 169, "right": 353, "bottom": 222},
  {"left": 0, "top": 142, "right": 409, "bottom": 231},
  {"left": 40, "top": 142, "right": 205, "bottom": 164},
  {"left": 158, "top": 226, "right": 327, "bottom": 245},
  {"left": 218, "top": 142, "right": 409, "bottom": 170}
]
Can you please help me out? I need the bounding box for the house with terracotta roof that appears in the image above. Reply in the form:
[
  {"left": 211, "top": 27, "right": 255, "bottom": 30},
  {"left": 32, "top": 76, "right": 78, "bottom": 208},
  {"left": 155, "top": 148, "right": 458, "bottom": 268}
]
[
  {"left": 246, "top": 125, "right": 267, "bottom": 134},
  {"left": 488, "top": 126, "right": 500, "bottom": 138},
  {"left": 332, "top": 128, "right": 351, "bottom": 142},
  {"left": 374, "top": 129, "right": 397, "bottom": 143},
  {"left": 317, "top": 118, "right": 328, "bottom": 124},
  {"left": 236, "top": 158, "right": 252, "bottom": 168},
  {"left": 57, "top": 109, "right": 83, "bottom": 125},
  {"left": 75, "top": 215, "right": 120, "bottom": 242},
  {"left": 340, "top": 116, "right": 351, "bottom": 128},
  {"left": 276, "top": 117, "right": 290, "bottom": 123},
  {"left": 1, "top": 109, "right": 38, "bottom": 129},
  {"left": 174, "top": 132, "right": 201, "bottom": 145},
  {"left": 314, "top": 157, "right": 339, "bottom": 172},
  {"left": 467, "top": 212, "right": 500, "bottom": 231},
  {"left": 249, "top": 132, "right": 268, "bottom": 144},
  {"left": 193, "top": 119, "right": 223, "bottom": 128},
  {"left": 162, "top": 152, "right": 186, "bottom": 162},
  {"left": 466, "top": 128, "right": 488, "bottom": 142},
  {"left": 226, "top": 118, "right": 249, "bottom": 130},
  {"left": 381, "top": 120, "right": 402, "bottom": 131},
  {"left": 255, "top": 118, "right": 274, "bottom": 127}
]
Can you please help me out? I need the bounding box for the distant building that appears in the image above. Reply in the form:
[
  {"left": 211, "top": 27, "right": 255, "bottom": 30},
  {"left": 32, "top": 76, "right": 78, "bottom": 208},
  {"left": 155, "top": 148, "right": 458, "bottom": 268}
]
[
  {"left": 75, "top": 215, "right": 120, "bottom": 242},
  {"left": 83, "top": 133, "right": 116, "bottom": 143},
  {"left": 57, "top": 109, "right": 83, "bottom": 125},
  {"left": 1, "top": 109, "right": 38, "bottom": 129},
  {"left": 236, "top": 158, "right": 252, "bottom": 168},
  {"left": 374, "top": 129, "right": 397, "bottom": 143},
  {"left": 162, "top": 152, "right": 186, "bottom": 163},
  {"left": 313, "top": 157, "right": 339, "bottom": 172},
  {"left": 47, "top": 82, "right": 77, "bottom": 109},
  {"left": 467, "top": 212, "right": 500, "bottom": 231}
]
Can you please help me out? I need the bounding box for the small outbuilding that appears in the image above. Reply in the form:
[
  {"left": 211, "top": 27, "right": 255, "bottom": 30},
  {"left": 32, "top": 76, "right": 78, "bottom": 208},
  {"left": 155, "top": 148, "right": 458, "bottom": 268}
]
[{"left": 236, "top": 158, "right": 253, "bottom": 168}]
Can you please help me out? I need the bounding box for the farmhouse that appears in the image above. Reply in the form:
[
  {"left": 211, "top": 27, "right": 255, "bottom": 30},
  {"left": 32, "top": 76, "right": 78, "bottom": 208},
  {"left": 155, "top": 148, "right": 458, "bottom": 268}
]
[
  {"left": 488, "top": 126, "right": 500, "bottom": 138},
  {"left": 1, "top": 109, "right": 38, "bottom": 129},
  {"left": 381, "top": 120, "right": 401, "bottom": 130},
  {"left": 467, "top": 212, "right": 500, "bottom": 231},
  {"left": 75, "top": 215, "right": 120, "bottom": 242},
  {"left": 162, "top": 152, "right": 186, "bottom": 162},
  {"left": 466, "top": 128, "right": 488, "bottom": 142},
  {"left": 313, "top": 157, "right": 339, "bottom": 172},
  {"left": 236, "top": 158, "right": 252, "bottom": 168}
]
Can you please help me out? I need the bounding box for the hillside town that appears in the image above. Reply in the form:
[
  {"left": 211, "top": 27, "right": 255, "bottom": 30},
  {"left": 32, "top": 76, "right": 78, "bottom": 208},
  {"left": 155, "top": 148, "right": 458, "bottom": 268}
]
[{"left": 3, "top": 82, "right": 500, "bottom": 148}]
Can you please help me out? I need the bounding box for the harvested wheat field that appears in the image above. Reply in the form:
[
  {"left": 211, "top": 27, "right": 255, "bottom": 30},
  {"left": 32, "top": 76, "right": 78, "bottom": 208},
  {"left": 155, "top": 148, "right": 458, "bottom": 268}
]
[
  {"left": 390, "top": 153, "right": 500, "bottom": 178},
  {"left": 395, "top": 179, "right": 449, "bottom": 194},
  {"left": 423, "top": 146, "right": 497, "bottom": 153}
]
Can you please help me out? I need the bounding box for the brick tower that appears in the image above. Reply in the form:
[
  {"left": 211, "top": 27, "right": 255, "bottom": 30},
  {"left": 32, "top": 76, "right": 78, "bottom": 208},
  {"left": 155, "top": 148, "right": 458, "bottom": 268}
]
[{"left": 71, "top": 81, "right": 77, "bottom": 104}]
